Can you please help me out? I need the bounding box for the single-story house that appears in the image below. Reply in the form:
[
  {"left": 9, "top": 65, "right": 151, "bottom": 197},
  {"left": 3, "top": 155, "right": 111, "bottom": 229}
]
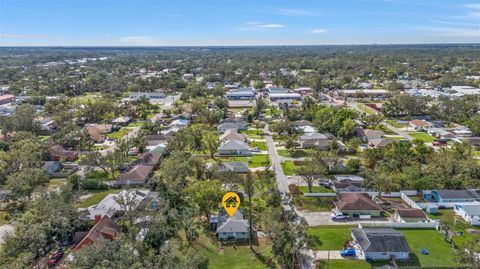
[
  {"left": 217, "top": 122, "right": 247, "bottom": 133},
  {"left": 356, "top": 129, "right": 385, "bottom": 142},
  {"left": 132, "top": 151, "right": 162, "bottom": 167},
  {"left": 208, "top": 161, "right": 250, "bottom": 173},
  {"left": 220, "top": 129, "right": 248, "bottom": 143},
  {"left": 50, "top": 145, "right": 79, "bottom": 162},
  {"left": 333, "top": 179, "right": 366, "bottom": 193},
  {"left": 369, "top": 138, "right": 395, "bottom": 148},
  {"left": 454, "top": 204, "right": 480, "bottom": 225},
  {"left": 218, "top": 140, "right": 252, "bottom": 156},
  {"left": 215, "top": 209, "right": 249, "bottom": 241},
  {"left": 394, "top": 208, "right": 428, "bottom": 223},
  {"left": 409, "top": 119, "right": 433, "bottom": 131},
  {"left": 351, "top": 228, "right": 411, "bottom": 261},
  {"left": 299, "top": 132, "right": 334, "bottom": 149},
  {"left": 112, "top": 116, "right": 132, "bottom": 125},
  {"left": 39, "top": 117, "right": 56, "bottom": 133},
  {"left": 73, "top": 216, "right": 121, "bottom": 252},
  {"left": 334, "top": 193, "right": 382, "bottom": 218},
  {"left": 87, "top": 189, "right": 151, "bottom": 220},
  {"left": 85, "top": 124, "right": 114, "bottom": 143},
  {"left": 144, "top": 134, "right": 170, "bottom": 146},
  {"left": 112, "top": 164, "right": 154, "bottom": 186},
  {"left": 43, "top": 161, "right": 61, "bottom": 176},
  {"left": 430, "top": 190, "right": 480, "bottom": 203}
]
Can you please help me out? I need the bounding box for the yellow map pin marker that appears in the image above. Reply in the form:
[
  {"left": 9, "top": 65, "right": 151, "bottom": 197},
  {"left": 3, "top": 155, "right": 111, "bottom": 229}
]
[{"left": 222, "top": 192, "right": 240, "bottom": 217}]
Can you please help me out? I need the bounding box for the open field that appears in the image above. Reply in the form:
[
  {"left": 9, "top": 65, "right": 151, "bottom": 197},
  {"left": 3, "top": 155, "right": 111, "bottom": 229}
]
[{"left": 406, "top": 132, "right": 435, "bottom": 142}]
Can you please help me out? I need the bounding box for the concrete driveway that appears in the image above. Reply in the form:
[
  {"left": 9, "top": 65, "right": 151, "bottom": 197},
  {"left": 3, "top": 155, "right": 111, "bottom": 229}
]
[{"left": 295, "top": 210, "right": 393, "bottom": 226}]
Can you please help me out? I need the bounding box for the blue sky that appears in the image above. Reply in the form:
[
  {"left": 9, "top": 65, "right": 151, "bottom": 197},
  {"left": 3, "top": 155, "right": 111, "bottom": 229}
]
[{"left": 0, "top": 0, "right": 479, "bottom": 46}]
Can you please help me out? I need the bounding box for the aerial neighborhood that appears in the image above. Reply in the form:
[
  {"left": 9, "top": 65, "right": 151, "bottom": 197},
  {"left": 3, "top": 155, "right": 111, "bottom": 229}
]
[{"left": 0, "top": 44, "right": 479, "bottom": 269}]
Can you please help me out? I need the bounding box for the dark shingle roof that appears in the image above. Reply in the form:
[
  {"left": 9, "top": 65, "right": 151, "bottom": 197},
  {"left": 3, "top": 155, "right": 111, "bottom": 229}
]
[
  {"left": 352, "top": 228, "right": 411, "bottom": 253},
  {"left": 435, "top": 190, "right": 480, "bottom": 200},
  {"left": 335, "top": 193, "right": 381, "bottom": 211}
]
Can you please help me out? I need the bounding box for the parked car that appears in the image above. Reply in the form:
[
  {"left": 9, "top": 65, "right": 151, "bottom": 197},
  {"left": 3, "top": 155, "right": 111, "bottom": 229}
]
[
  {"left": 47, "top": 248, "right": 64, "bottom": 266},
  {"left": 331, "top": 212, "right": 349, "bottom": 221},
  {"left": 340, "top": 248, "right": 356, "bottom": 257},
  {"left": 250, "top": 147, "right": 260, "bottom": 152}
]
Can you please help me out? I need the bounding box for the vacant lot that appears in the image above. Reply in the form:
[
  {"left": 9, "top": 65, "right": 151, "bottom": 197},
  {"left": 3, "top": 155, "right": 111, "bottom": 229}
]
[
  {"left": 407, "top": 132, "right": 435, "bottom": 142},
  {"left": 307, "top": 225, "right": 356, "bottom": 250},
  {"left": 291, "top": 196, "right": 335, "bottom": 212}
]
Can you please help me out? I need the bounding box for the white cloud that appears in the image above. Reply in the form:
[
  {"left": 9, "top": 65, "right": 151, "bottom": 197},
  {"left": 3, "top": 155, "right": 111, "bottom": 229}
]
[
  {"left": 309, "top": 28, "right": 327, "bottom": 34},
  {"left": 243, "top": 22, "right": 285, "bottom": 29},
  {"left": 463, "top": 3, "right": 480, "bottom": 10},
  {"left": 0, "top": 33, "right": 48, "bottom": 39}
]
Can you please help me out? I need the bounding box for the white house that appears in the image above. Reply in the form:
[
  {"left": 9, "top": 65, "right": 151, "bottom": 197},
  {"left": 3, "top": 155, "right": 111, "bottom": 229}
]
[
  {"left": 454, "top": 204, "right": 480, "bottom": 225},
  {"left": 87, "top": 190, "right": 151, "bottom": 220},
  {"left": 215, "top": 209, "right": 249, "bottom": 241},
  {"left": 352, "top": 228, "right": 411, "bottom": 261}
]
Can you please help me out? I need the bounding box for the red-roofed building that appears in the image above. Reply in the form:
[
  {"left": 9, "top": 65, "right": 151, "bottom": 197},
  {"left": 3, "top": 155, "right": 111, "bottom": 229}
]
[
  {"left": 73, "top": 216, "right": 121, "bottom": 252},
  {"left": 334, "top": 193, "right": 382, "bottom": 218},
  {"left": 0, "top": 94, "right": 15, "bottom": 105}
]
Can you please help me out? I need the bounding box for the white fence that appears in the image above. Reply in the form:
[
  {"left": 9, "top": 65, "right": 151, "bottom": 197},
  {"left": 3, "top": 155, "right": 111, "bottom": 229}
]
[
  {"left": 358, "top": 221, "right": 439, "bottom": 229},
  {"left": 401, "top": 191, "right": 422, "bottom": 209}
]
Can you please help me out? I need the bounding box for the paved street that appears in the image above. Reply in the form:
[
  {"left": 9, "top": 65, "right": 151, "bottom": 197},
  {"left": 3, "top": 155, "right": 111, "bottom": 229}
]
[{"left": 264, "top": 124, "right": 289, "bottom": 194}]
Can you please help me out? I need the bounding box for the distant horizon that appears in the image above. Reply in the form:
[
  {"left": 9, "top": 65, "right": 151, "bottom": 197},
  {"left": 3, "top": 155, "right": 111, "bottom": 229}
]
[{"left": 1, "top": 0, "right": 479, "bottom": 46}]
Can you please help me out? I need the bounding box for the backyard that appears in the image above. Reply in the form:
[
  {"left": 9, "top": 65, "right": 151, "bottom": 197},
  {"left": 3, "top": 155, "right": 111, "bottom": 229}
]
[
  {"left": 106, "top": 128, "right": 131, "bottom": 140},
  {"left": 318, "top": 260, "right": 371, "bottom": 269},
  {"left": 281, "top": 161, "right": 297, "bottom": 176},
  {"left": 193, "top": 232, "right": 275, "bottom": 269},
  {"left": 76, "top": 189, "right": 119, "bottom": 208},
  {"left": 298, "top": 186, "right": 334, "bottom": 193},
  {"left": 399, "top": 229, "right": 458, "bottom": 267},
  {"left": 214, "top": 154, "right": 270, "bottom": 168},
  {"left": 427, "top": 209, "right": 480, "bottom": 247},
  {"left": 249, "top": 141, "right": 267, "bottom": 151},
  {"left": 277, "top": 149, "right": 312, "bottom": 158}
]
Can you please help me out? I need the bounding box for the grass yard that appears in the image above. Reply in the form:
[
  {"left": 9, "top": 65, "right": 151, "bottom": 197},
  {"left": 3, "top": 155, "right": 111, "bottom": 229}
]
[
  {"left": 386, "top": 120, "right": 407, "bottom": 128},
  {"left": 216, "top": 154, "right": 270, "bottom": 168},
  {"left": 127, "top": 121, "right": 144, "bottom": 127},
  {"left": 77, "top": 189, "right": 119, "bottom": 208},
  {"left": 318, "top": 259, "right": 371, "bottom": 269},
  {"left": 38, "top": 135, "right": 50, "bottom": 141},
  {"left": 407, "top": 132, "right": 435, "bottom": 143},
  {"left": 241, "top": 129, "right": 264, "bottom": 139},
  {"left": 427, "top": 209, "right": 480, "bottom": 247},
  {"left": 85, "top": 170, "right": 119, "bottom": 181},
  {"left": 249, "top": 141, "right": 267, "bottom": 151},
  {"left": 194, "top": 233, "right": 275, "bottom": 269},
  {"left": 106, "top": 128, "right": 131, "bottom": 140},
  {"left": 299, "top": 186, "right": 334, "bottom": 193},
  {"left": 281, "top": 161, "right": 298, "bottom": 176},
  {"left": 368, "top": 125, "right": 396, "bottom": 135},
  {"left": 291, "top": 196, "right": 335, "bottom": 212},
  {"left": 277, "top": 149, "right": 312, "bottom": 158},
  {"left": 357, "top": 104, "right": 375, "bottom": 115},
  {"left": 307, "top": 225, "right": 356, "bottom": 250},
  {"left": 398, "top": 229, "right": 458, "bottom": 267},
  {"left": 48, "top": 178, "right": 67, "bottom": 188}
]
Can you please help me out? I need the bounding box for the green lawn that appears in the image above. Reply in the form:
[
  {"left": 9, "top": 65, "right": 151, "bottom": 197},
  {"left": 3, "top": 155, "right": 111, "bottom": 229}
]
[
  {"left": 106, "top": 128, "right": 131, "bottom": 140},
  {"left": 386, "top": 120, "right": 407, "bottom": 128},
  {"left": 277, "top": 149, "right": 312, "bottom": 158},
  {"left": 249, "top": 141, "right": 267, "bottom": 151},
  {"left": 318, "top": 259, "right": 371, "bottom": 269},
  {"left": 216, "top": 154, "right": 270, "bottom": 168},
  {"left": 299, "top": 186, "right": 334, "bottom": 193},
  {"left": 291, "top": 196, "right": 335, "bottom": 212},
  {"left": 48, "top": 178, "right": 67, "bottom": 188},
  {"left": 77, "top": 189, "right": 119, "bottom": 208},
  {"left": 38, "top": 135, "right": 50, "bottom": 141},
  {"left": 357, "top": 104, "right": 375, "bottom": 115},
  {"left": 194, "top": 234, "right": 275, "bottom": 269},
  {"left": 368, "top": 125, "right": 396, "bottom": 135},
  {"left": 407, "top": 132, "right": 435, "bottom": 143},
  {"left": 307, "top": 225, "right": 356, "bottom": 250},
  {"left": 399, "top": 229, "right": 458, "bottom": 267},
  {"left": 427, "top": 209, "right": 480, "bottom": 247},
  {"left": 241, "top": 129, "right": 264, "bottom": 139},
  {"left": 127, "top": 121, "right": 144, "bottom": 127},
  {"left": 85, "top": 170, "right": 119, "bottom": 181},
  {"left": 281, "top": 161, "right": 298, "bottom": 176}
]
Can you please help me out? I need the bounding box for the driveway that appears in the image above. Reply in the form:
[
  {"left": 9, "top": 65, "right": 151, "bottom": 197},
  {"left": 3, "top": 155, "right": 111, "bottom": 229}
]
[{"left": 295, "top": 210, "right": 393, "bottom": 226}]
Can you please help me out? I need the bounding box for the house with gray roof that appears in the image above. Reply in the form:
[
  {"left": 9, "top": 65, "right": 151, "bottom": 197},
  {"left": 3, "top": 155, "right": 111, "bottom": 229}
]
[
  {"left": 299, "top": 132, "right": 335, "bottom": 150},
  {"left": 454, "top": 204, "right": 480, "bottom": 225},
  {"left": 351, "top": 228, "right": 411, "bottom": 261},
  {"left": 430, "top": 190, "right": 480, "bottom": 203},
  {"left": 215, "top": 162, "right": 250, "bottom": 173},
  {"left": 217, "top": 122, "right": 247, "bottom": 133},
  {"left": 215, "top": 209, "right": 249, "bottom": 241},
  {"left": 220, "top": 129, "right": 248, "bottom": 143},
  {"left": 218, "top": 140, "right": 251, "bottom": 156}
]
